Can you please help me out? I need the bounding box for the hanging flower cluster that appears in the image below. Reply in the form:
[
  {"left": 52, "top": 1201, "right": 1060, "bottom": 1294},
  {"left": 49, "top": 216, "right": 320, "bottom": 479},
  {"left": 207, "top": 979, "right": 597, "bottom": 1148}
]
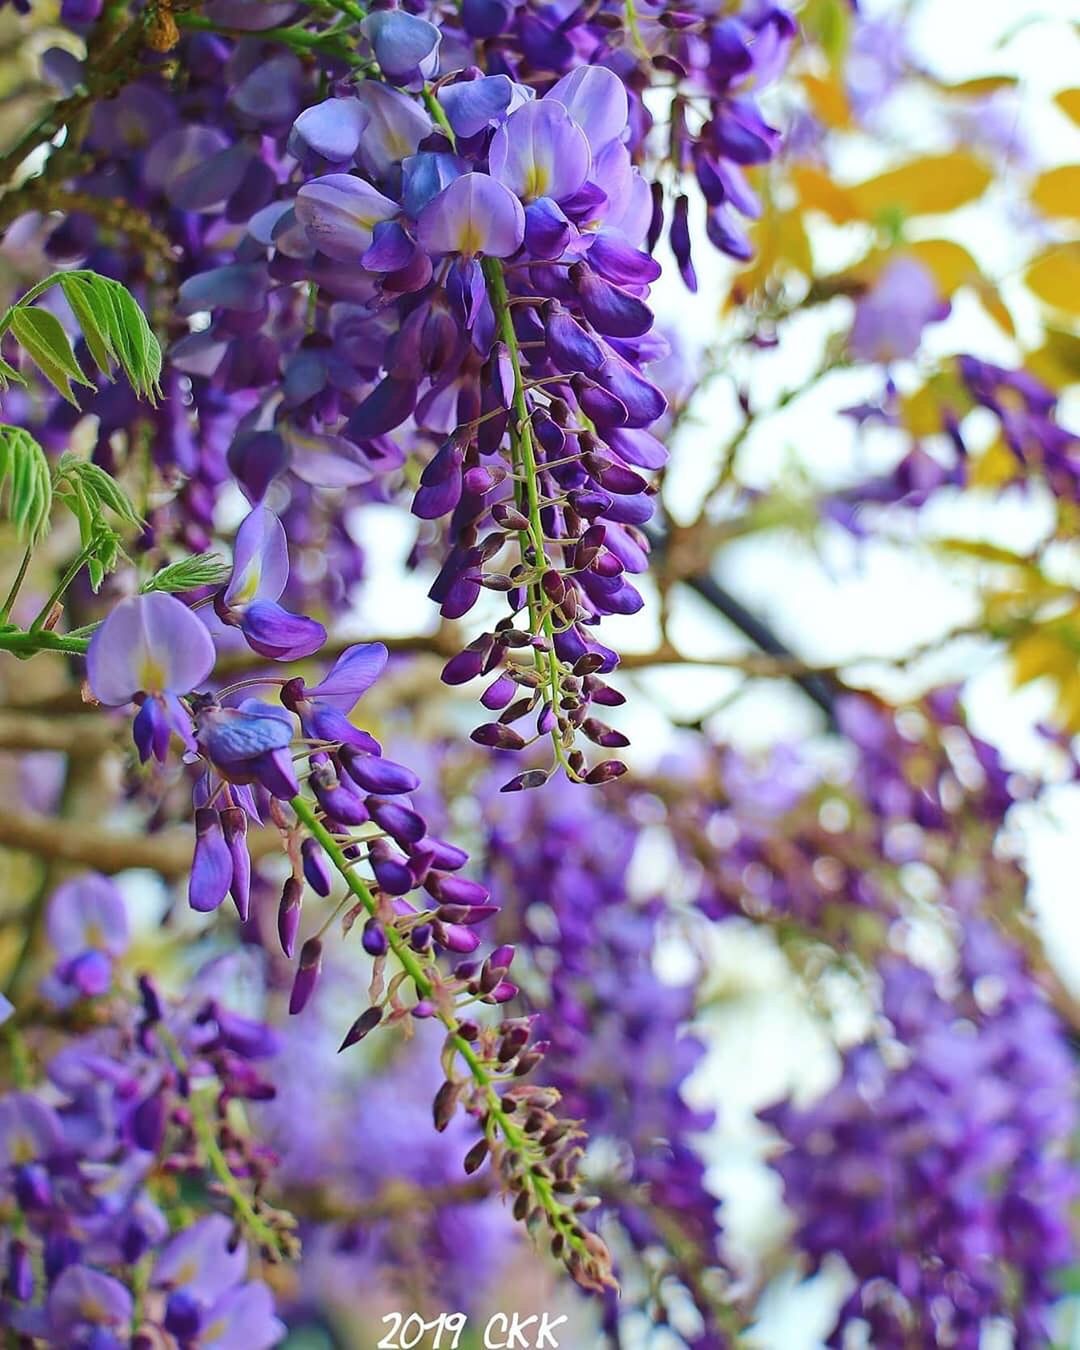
[{"left": 762, "top": 927, "right": 1078, "bottom": 1349}]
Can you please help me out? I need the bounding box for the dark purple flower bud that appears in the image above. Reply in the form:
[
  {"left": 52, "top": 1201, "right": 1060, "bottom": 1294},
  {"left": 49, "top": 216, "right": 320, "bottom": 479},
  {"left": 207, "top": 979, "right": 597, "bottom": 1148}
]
[
  {"left": 220, "top": 807, "right": 250, "bottom": 922},
  {"left": 471, "top": 723, "right": 527, "bottom": 750},
  {"left": 433, "top": 1078, "right": 460, "bottom": 1132},
  {"left": 490, "top": 945, "right": 515, "bottom": 971},
  {"left": 416, "top": 836, "right": 469, "bottom": 872},
  {"left": 413, "top": 439, "right": 464, "bottom": 519},
  {"left": 370, "top": 841, "right": 414, "bottom": 896},
  {"left": 6, "top": 1240, "right": 32, "bottom": 1302},
  {"left": 481, "top": 674, "right": 517, "bottom": 710},
  {"left": 488, "top": 980, "right": 518, "bottom": 1004},
  {"left": 500, "top": 769, "right": 551, "bottom": 792},
  {"left": 338, "top": 1005, "right": 383, "bottom": 1051},
  {"left": 367, "top": 797, "right": 427, "bottom": 846},
  {"left": 463, "top": 1137, "right": 489, "bottom": 1173},
  {"left": 301, "top": 838, "right": 333, "bottom": 897},
  {"left": 289, "top": 938, "right": 323, "bottom": 1014},
  {"left": 424, "top": 872, "right": 490, "bottom": 907},
  {"left": 671, "top": 194, "right": 697, "bottom": 291},
  {"left": 435, "top": 922, "right": 481, "bottom": 953},
  {"left": 342, "top": 750, "right": 420, "bottom": 795},
  {"left": 164, "top": 1291, "right": 202, "bottom": 1341},
  {"left": 189, "top": 809, "right": 232, "bottom": 914},
  {"left": 411, "top": 999, "right": 437, "bottom": 1018},
  {"left": 15, "top": 1163, "right": 52, "bottom": 1211},
  {"left": 131, "top": 1089, "right": 167, "bottom": 1152},
  {"left": 584, "top": 759, "right": 628, "bottom": 785},
  {"left": 571, "top": 264, "right": 652, "bottom": 338},
  {"left": 227, "top": 430, "right": 288, "bottom": 505},
  {"left": 312, "top": 766, "right": 370, "bottom": 826},
  {"left": 362, "top": 917, "right": 388, "bottom": 957},
  {"left": 442, "top": 638, "right": 491, "bottom": 686},
  {"left": 410, "top": 923, "right": 433, "bottom": 951},
  {"left": 278, "top": 877, "right": 303, "bottom": 958},
  {"left": 544, "top": 303, "right": 605, "bottom": 376}
]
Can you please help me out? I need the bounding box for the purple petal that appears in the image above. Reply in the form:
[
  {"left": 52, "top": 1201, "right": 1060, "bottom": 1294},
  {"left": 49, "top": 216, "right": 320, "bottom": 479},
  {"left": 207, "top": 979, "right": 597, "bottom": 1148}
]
[
  {"left": 305, "top": 642, "right": 389, "bottom": 710},
  {"left": 46, "top": 875, "right": 128, "bottom": 960},
  {"left": 353, "top": 81, "right": 432, "bottom": 180},
  {"left": 189, "top": 810, "right": 232, "bottom": 913},
  {"left": 87, "top": 593, "right": 215, "bottom": 705},
  {"left": 225, "top": 506, "right": 290, "bottom": 608},
  {"left": 294, "top": 174, "right": 399, "bottom": 263},
  {"left": 152, "top": 1215, "right": 247, "bottom": 1305},
  {"left": 438, "top": 75, "right": 517, "bottom": 139},
  {"left": 546, "top": 66, "right": 629, "bottom": 152},
  {"left": 289, "top": 97, "right": 368, "bottom": 163},
  {"left": 241, "top": 601, "right": 326, "bottom": 661},
  {"left": 412, "top": 439, "right": 464, "bottom": 519},
  {"left": 416, "top": 173, "right": 524, "bottom": 258},
  {"left": 346, "top": 375, "right": 418, "bottom": 438},
  {"left": 489, "top": 101, "right": 590, "bottom": 204},
  {"left": 361, "top": 11, "right": 441, "bottom": 84}
]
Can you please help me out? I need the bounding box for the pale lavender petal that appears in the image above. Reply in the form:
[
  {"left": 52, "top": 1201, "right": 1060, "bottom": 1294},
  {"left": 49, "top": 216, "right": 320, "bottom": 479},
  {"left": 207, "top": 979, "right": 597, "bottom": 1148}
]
[
  {"left": 489, "top": 101, "right": 590, "bottom": 203},
  {"left": 46, "top": 875, "right": 129, "bottom": 959},
  {"left": 240, "top": 601, "right": 327, "bottom": 661},
  {"left": 353, "top": 81, "right": 432, "bottom": 180},
  {"left": 546, "top": 66, "right": 628, "bottom": 152},
  {"left": 153, "top": 1215, "right": 247, "bottom": 1304},
  {"left": 225, "top": 507, "right": 290, "bottom": 608},
  {"left": 87, "top": 593, "right": 216, "bottom": 705},
  {"left": 289, "top": 97, "right": 368, "bottom": 163},
  {"left": 305, "top": 642, "right": 389, "bottom": 711},
  {"left": 294, "top": 174, "right": 399, "bottom": 262},
  {"left": 416, "top": 173, "right": 524, "bottom": 257}
]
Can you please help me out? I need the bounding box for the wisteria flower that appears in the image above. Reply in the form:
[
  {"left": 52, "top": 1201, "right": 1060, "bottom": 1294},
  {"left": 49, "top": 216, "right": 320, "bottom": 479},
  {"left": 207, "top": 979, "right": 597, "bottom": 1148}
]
[
  {"left": 42, "top": 873, "right": 129, "bottom": 1005},
  {"left": 86, "top": 592, "right": 216, "bottom": 762},
  {"left": 214, "top": 507, "right": 327, "bottom": 660}
]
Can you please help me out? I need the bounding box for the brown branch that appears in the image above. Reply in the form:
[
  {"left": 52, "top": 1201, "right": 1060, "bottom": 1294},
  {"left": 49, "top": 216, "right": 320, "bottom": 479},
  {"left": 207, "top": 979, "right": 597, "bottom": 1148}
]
[
  {"left": 284, "top": 1176, "right": 494, "bottom": 1225},
  {"left": 0, "top": 707, "right": 121, "bottom": 755},
  {"left": 0, "top": 808, "right": 279, "bottom": 877}
]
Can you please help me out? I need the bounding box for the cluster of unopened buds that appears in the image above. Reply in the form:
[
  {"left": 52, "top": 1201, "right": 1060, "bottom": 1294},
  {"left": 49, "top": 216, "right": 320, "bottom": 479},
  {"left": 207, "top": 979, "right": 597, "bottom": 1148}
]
[{"left": 80, "top": 500, "right": 613, "bottom": 1289}]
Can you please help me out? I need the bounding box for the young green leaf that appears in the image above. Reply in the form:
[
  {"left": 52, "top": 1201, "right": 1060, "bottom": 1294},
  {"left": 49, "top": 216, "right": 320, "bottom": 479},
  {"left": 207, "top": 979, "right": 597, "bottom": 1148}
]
[
  {"left": 8, "top": 307, "right": 93, "bottom": 407},
  {"left": 0, "top": 425, "right": 52, "bottom": 542},
  {"left": 141, "top": 553, "right": 231, "bottom": 594}
]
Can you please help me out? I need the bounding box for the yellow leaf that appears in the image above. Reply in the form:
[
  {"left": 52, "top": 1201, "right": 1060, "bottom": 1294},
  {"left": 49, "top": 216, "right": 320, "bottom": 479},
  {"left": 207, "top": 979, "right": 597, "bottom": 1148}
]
[
  {"left": 801, "top": 72, "right": 851, "bottom": 128},
  {"left": 792, "top": 164, "right": 859, "bottom": 224},
  {"left": 1011, "top": 631, "right": 1070, "bottom": 688},
  {"left": 1055, "top": 89, "right": 1080, "bottom": 126},
  {"left": 850, "top": 153, "right": 993, "bottom": 220},
  {"left": 974, "top": 280, "right": 1016, "bottom": 337},
  {"left": 906, "top": 239, "right": 979, "bottom": 296},
  {"left": 969, "top": 437, "right": 1020, "bottom": 489},
  {"left": 1026, "top": 245, "right": 1080, "bottom": 315},
  {"left": 939, "top": 75, "right": 1018, "bottom": 98},
  {"left": 1027, "top": 326, "right": 1080, "bottom": 389},
  {"left": 1031, "top": 165, "right": 1080, "bottom": 221},
  {"left": 900, "top": 385, "right": 945, "bottom": 436}
]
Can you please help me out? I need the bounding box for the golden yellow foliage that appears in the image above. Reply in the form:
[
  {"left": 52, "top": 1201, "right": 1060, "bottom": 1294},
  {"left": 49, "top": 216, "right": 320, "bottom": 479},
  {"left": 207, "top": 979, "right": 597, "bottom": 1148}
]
[{"left": 850, "top": 153, "right": 993, "bottom": 220}]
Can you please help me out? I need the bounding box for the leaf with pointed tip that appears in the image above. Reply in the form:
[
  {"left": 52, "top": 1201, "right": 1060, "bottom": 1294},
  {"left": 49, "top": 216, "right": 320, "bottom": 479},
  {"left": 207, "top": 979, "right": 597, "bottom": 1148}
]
[
  {"left": 0, "top": 425, "right": 52, "bottom": 542},
  {"left": 141, "top": 553, "right": 231, "bottom": 595},
  {"left": 9, "top": 307, "right": 93, "bottom": 406}
]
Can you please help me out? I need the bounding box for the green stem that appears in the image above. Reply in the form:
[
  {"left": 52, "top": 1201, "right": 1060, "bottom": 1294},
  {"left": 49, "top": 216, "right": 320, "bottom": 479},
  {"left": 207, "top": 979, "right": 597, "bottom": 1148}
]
[
  {"left": 175, "top": 11, "right": 363, "bottom": 61},
  {"left": 290, "top": 795, "right": 590, "bottom": 1256},
  {"left": 158, "top": 1027, "right": 286, "bottom": 1258},
  {"left": 480, "top": 258, "right": 576, "bottom": 778},
  {"left": 28, "top": 544, "right": 95, "bottom": 633},
  {"left": 0, "top": 545, "right": 33, "bottom": 625},
  {"left": 0, "top": 627, "right": 89, "bottom": 657}
]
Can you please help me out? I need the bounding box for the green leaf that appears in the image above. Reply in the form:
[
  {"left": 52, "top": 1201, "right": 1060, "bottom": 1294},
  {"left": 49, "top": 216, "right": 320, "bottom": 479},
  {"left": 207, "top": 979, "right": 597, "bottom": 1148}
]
[
  {"left": 141, "top": 553, "right": 231, "bottom": 594},
  {"left": 9, "top": 306, "right": 93, "bottom": 407},
  {"left": 0, "top": 356, "right": 26, "bottom": 392},
  {"left": 56, "top": 454, "right": 142, "bottom": 529},
  {"left": 0, "top": 424, "right": 52, "bottom": 542},
  {"left": 60, "top": 272, "right": 163, "bottom": 403},
  {"left": 58, "top": 273, "right": 116, "bottom": 375}
]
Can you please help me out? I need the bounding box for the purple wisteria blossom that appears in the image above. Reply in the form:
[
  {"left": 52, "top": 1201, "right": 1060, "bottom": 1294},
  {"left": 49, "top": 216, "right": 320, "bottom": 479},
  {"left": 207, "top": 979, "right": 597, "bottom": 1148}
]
[
  {"left": 86, "top": 592, "right": 215, "bottom": 762},
  {"left": 213, "top": 506, "right": 327, "bottom": 660}
]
